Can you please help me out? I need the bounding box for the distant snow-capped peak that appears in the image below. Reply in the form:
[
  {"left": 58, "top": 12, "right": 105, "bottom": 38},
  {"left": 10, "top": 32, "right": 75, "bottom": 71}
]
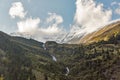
[{"left": 10, "top": 19, "right": 120, "bottom": 44}]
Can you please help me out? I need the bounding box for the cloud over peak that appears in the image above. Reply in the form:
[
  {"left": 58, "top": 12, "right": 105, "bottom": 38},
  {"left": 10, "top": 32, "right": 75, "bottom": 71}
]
[
  {"left": 9, "top": 2, "right": 26, "bottom": 19},
  {"left": 74, "top": 0, "right": 112, "bottom": 33}
]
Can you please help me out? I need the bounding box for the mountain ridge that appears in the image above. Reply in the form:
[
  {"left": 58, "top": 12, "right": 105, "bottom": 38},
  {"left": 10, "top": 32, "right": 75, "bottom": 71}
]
[
  {"left": 10, "top": 19, "right": 120, "bottom": 44},
  {"left": 79, "top": 21, "right": 120, "bottom": 44}
]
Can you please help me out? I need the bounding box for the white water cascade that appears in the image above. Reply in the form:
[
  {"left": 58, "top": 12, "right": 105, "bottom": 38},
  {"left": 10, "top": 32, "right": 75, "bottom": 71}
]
[
  {"left": 51, "top": 55, "right": 57, "bottom": 62},
  {"left": 65, "top": 67, "right": 70, "bottom": 76}
]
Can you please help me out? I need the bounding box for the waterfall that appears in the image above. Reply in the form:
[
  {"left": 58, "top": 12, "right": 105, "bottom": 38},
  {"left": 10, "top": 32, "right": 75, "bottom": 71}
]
[
  {"left": 42, "top": 43, "right": 46, "bottom": 50},
  {"left": 51, "top": 55, "right": 57, "bottom": 62},
  {"left": 65, "top": 67, "right": 70, "bottom": 76}
]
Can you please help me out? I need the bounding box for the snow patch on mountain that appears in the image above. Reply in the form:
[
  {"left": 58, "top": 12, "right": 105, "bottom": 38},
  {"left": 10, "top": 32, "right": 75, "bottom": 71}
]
[{"left": 10, "top": 19, "right": 120, "bottom": 44}]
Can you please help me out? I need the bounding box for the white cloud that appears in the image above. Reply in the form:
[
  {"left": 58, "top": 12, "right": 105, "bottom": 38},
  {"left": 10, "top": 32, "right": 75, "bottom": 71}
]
[
  {"left": 9, "top": 2, "right": 26, "bottom": 19},
  {"left": 17, "top": 17, "right": 40, "bottom": 33},
  {"left": 111, "top": 1, "right": 117, "bottom": 6},
  {"left": 40, "top": 25, "right": 62, "bottom": 34},
  {"left": 16, "top": 13, "right": 65, "bottom": 42},
  {"left": 47, "top": 13, "right": 63, "bottom": 24},
  {"left": 43, "top": 13, "right": 63, "bottom": 33},
  {"left": 17, "top": 13, "right": 63, "bottom": 34},
  {"left": 73, "top": 0, "right": 112, "bottom": 34},
  {"left": 111, "top": 1, "right": 120, "bottom": 6},
  {"left": 110, "top": 1, "right": 120, "bottom": 15},
  {"left": 115, "top": 8, "right": 120, "bottom": 15}
]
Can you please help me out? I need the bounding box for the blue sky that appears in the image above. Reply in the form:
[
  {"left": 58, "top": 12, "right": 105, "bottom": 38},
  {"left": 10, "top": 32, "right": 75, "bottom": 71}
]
[
  {"left": 0, "top": 0, "right": 76, "bottom": 33},
  {"left": 0, "top": 0, "right": 120, "bottom": 34},
  {"left": 96, "top": 0, "right": 120, "bottom": 20}
]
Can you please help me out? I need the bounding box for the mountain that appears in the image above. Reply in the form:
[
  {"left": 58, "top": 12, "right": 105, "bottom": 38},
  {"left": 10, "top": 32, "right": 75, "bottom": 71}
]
[
  {"left": 0, "top": 31, "right": 52, "bottom": 80},
  {"left": 79, "top": 21, "right": 120, "bottom": 44},
  {"left": 10, "top": 20, "right": 120, "bottom": 45},
  {"left": 0, "top": 31, "right": 120, "bottom": 80},
  {"left": 63, "top": 20, "right": 120, "bottom": 44},
  {"left": 11, "top": 32, "right": 67, "bottom": 43}
]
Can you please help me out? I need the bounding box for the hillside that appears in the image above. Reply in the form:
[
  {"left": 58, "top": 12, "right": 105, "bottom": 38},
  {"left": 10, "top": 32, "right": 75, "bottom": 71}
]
[
  {"left": 0, "top": 31, "right": 52, "bottom": 80},
  {"left": 0, "top": 31, "right": 120, "bottom": 80},
  {"left": 79, "top": 21, "right": 120, "bottom": 44}
]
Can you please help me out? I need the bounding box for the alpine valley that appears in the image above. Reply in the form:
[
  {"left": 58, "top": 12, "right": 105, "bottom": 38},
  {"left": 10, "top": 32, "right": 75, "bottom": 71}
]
[{"left": 0, "top": 20, "right": 120, "bottom": 80}]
